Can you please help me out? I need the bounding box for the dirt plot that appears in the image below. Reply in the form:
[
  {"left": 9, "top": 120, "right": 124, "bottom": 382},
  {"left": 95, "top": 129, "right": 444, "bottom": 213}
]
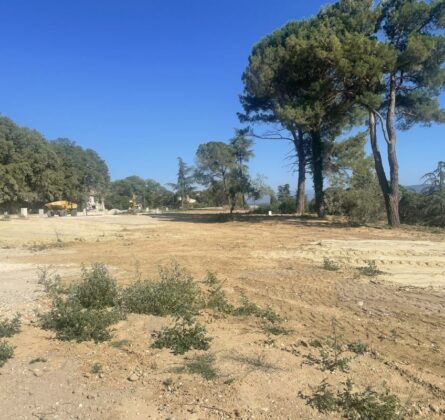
[{"left": 0, "top": 213, "right": 444, "bottom": 419}]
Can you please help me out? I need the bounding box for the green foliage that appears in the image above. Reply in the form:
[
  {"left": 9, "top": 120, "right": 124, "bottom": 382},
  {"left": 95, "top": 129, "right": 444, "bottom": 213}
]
[
  {"left": 323, "top": 257, "right": 340, "bottom": 272},
  {"left": 0, "top": 340, "right": 14, "bottom": 367},
  {"left": 348, "top": 342, "right": 369, "bottom": 355},
  {"left": 122, "top": 261, "right": 203, "bottom": 318},
  {"left": 306, "top": 318, "right": 351, "bottom": 373},
  {"left": 40, "top": 296, "right": 122, "bottom": 342},
  {"left": 309, "top": 379, "right": 403, "bottom": 420},
  {"left": 232, "top": 293, "right": 281, "bottom": 323},
  {"left": 91, "top": 362, "right": 103, "bottom": 374},
  {"left": 0, "top": 117, "right": 109, "bottom": 212},
  {"left": 151, "top": 319, "right": 212, "bottom": 355},
  {"left": 176, "top": 353, "right": 219, "bottom": 380},
  {"left": 75, "top": 264, "right": 118, "bottom": 309},
  {"left": 358, "top": 261, "right": 384, "bottom": 277},
  {"left": 0, "top": 314, "right": 21, "bottom": 338},
  {"left": 40, "top": 265, "right": 123, "bottom": 342},
  {"left": 262, "top": 322, "right": 292, "bottom": 336},
  {"left": 106, "top": 176, "right": 174, "bottom": 210},
  {"left": 169, "top": 157, "right": 195, "bottom": 209}
]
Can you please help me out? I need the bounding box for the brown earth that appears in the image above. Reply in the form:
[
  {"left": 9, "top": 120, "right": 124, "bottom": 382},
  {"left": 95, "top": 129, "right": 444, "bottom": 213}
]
[{"left": 0, "top": 213, "right": 444, "bottom": 419}]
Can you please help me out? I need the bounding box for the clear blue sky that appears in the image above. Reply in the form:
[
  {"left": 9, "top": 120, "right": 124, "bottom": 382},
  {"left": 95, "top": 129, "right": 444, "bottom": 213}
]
[{"left": 0, "top": 0, "right": 443, "bottom": 189}]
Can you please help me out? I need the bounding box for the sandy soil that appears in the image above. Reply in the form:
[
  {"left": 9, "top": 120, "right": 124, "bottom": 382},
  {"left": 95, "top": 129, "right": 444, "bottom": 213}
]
[{"left": 0, "top": 213, "right": 444, "bottom": 419}]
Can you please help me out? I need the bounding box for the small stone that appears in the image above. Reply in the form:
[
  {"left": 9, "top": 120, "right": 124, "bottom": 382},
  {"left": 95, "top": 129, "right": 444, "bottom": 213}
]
[
  {"left": 357, "top": 301, "right": 364, "bottom": 307},
  {"left": 128, "top": 373, "right": 139, "bottom": 382},
  {"left": 31, "top": 369, "right": 43, "bottom": 377}
]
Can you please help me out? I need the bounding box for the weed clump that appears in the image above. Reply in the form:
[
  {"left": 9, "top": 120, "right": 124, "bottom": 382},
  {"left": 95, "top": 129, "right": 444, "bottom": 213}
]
[
  {"left": 176, "top": 353, "right": 219, "bottom": 380},
  {"left": 262, "top": 322, "right": 292, "bottom": 336},
  {"left": 348, "top": 342, "right": 369, "bottom": 355},
  {"left": 233, "top": 293, "right": 281, "bottom": 323},
  {"left": 0, "top": 314, "right": 21, "bottom": 338},
  {"left": 40, "top": 264, "right": 123, "bottom": 342},
  {"left": 323, "top": 257, "right": 340, "bottom": 271},
  {"left": 123, "top": 261, "right": 202, "bottom": 318},
  {"left": 0, "top": 340, "right": 14, "bottom": 367},
  {"left": 151, "top": 319, "right": 212, "bottom": 355},
  {"left": 308, "top": 379, "right": 403, "bottom": 419},
  {"left": 358, "top": 260, "right": 384, "bottom": 277}
]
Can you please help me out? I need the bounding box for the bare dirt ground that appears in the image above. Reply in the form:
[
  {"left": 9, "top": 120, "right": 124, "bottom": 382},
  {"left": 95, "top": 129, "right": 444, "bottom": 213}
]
[{"left": 0, "top": 213, "right": 444, "bottom": 419}]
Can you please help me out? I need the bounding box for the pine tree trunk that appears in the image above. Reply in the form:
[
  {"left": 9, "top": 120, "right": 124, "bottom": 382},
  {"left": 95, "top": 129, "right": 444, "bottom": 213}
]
[
  {"left": 292, "top": 128, "right": 306, "bottom": 215},
  {"left": 368, "top": 110, "right": 400, "bottom": 227},
  {"left": 310, "top": 130, "right": 325, "bottom": 218}
]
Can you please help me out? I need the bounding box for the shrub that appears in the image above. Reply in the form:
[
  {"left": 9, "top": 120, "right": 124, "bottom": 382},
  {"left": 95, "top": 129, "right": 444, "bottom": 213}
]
[
  {"left": 40, "top": 264, "right": 123, "bottom": 343},
  {"left": 0, "top": 340, "right": 14, "bottom": 367},
  {"left": 262, "top": 322, "right": 292, "bottom": 336},
  {"left": 232, "top": 293, "right": 281, "bottom": 323},
  {"left": 348, "top": 342, "right": 369, "bottom": 355},
  {"left": 309, "top": 379, "right": 403, "bottom": 420},
  {"left": 358, "top": 260, "right": 384, "bottom": 277},
  {"left": 151, "top": 319, "right": 212, "bottom": 355},
  {"left": 123, "top": 262, "right": 202, "bottom": 318},
  {"left": 75, "top": 264, "right": 118, "bottom": 309},
  {"left": 0, "top": 314, "right": 21, "bottom": 338},
  {"left": 176, "top": 353, "right": 219, "bottom": 380},
  {"left": 323, "top": 257, "right": 340, "bottom": 272},
  {"left": 40, "top": 295, "right": 122, "bottom": 342}
]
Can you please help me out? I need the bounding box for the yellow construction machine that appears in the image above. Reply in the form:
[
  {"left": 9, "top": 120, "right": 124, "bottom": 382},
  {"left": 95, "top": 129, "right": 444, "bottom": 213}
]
[{"left": 45, "top": 201, "right": 78, "bottom": 217}]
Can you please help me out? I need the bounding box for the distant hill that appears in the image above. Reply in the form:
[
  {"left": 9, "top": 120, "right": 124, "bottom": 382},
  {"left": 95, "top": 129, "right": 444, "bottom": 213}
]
[{"left": 404, "top": 184, "right": 426, "bottom": 193}]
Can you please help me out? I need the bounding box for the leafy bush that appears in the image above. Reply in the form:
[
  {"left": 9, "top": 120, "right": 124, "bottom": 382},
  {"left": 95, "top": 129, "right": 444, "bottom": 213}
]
[
  {"left": 40, "top": 295, "right": 122, "bottom": 342},
  {"left": 75, "top": 264, "right": 118, "bottom": 309},
  {"left": 40, "top": 264, "right": 122, "bottom": 342},
  {"left": 0, "top": 314, "right": 21, "bottom": 338},
  {"left": 0, "top": 340, "right": 14, "bottom": 367},
  {"left": 151, "top": 319, "right": 212, "bottom": 355},
  {"left": 309, "top": 379, "right": 403, "bottom": 420},
  {"left": 123, "top": 261, "right": 202, "bottom": 318}
]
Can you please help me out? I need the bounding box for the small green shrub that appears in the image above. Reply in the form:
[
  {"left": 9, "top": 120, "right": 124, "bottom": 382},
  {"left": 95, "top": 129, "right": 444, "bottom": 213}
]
[
  {"left": 75, "top": 264, "right": 118, "bottom": 309},
  {"left": 0, "top": 314, "right": 21, "bottom": 338},
  {"left": 123, "top": 262, "right": 202, "bottom": 318},
  {"left": 40, "top": 295, "right": 122, "bottom": 342},
  {"left": 323, "top": 257, "right": 340, "bottom": 272},
  {"left": 233, "top": 293, "right": 281, "bottom": 323},
  {"left": 204, "top": 271, "right": 219, "bottom": 286},
  {"left": 309, "top": 379, "right": 403, "bottom": 420},
  {"left": 91, "top": 362, "right": 103, "bottom": 374},
  {"left": 0, "top": 340, "right": 14, "bottom": 367},
  {"left": 262, "top": 322, "right": 292, "bottom": 336},
  {"left": 348, "top": 342, "right": 369, "bottom": 355},
  {"left": 306, "top": 318, "right": 351, "bottom": 373},
  {"left": 111, "top": 339, "right": 130, "bottom": 349},
  {"left": 176, "top": 353, "right": 219, "bottom": 380},
  {"left": 358, "top": 260, "right": 384, "bottom": 277},
  {"left": 151, "top": 319, "right": 212, "bottom": 355}
]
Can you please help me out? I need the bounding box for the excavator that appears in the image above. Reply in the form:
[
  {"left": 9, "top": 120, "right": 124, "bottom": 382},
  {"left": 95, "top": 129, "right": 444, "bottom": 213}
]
[{"left": 45, "top": 201, "right": 78, "bottom": 217}]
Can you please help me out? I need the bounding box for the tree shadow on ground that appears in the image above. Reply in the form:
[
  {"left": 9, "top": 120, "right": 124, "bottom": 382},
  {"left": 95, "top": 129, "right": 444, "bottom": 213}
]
[{"left": 143, "top": 212, "right": 355, "bottom": 228}]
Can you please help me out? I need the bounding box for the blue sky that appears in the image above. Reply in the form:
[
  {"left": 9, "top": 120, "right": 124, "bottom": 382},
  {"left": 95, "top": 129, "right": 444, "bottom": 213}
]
[{"left": 0, "top": 0, "right": 443, "bottom": 189}]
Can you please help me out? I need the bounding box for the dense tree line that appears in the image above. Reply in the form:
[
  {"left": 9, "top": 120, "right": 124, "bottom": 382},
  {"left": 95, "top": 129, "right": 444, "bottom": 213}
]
[
  {"left": 0, "top": 116, "right": 109, "bottom": 212},
  {"left": 106, "top": 176, "right": 174, "bottom": 210},
  {"left": 240, "top": 0, "right": 444, "bottom": 227}
]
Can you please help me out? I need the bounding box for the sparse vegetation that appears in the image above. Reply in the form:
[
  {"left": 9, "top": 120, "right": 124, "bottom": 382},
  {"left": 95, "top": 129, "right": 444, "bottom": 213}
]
[
  {"left": 176, "top": 353, "right": 219, "bottom": 380},
  {"left": 40, "top": 264, "right": 123, "bottom": 342},
  {"left": 0, "top": 340, "right": 14, "bottom": 367},
  {"left": 358, "top": 260, "right": 384, "bottom": 277},
  {"left": 91, "top": 362, "right": 103, "bottom": 374},
  {"left": 348, "top": 342, "right": 369, "bottom": 355},
  {"left": 308, "top": 379, "right": 403, "bottom": 420},
  {"left": 230, "top": 353, "right": 278, "bottom": 372},
  {"left": 233, "top": 293, "right": 281, "bottom": 323},
  {"left": 151, "top": 319, "right": 212, "bottom": 355},
  {"left": 111, "top": 339, "right": 130, "bottom": 349},
  {"left": 262, "top": 322, "right": 292, "bottom": 336},
  {"left": 323, "top": 257, "right": 340, "bottom": 272},
  {"left": 306, "top": 318, "right": 351, "bottom": 372},
  {"left": 29, "top": 357, "right": 47, "bottom": 364},
  {"left": 0, "top": 314, "right": 21, "bottom": 338},
  {"left": 123, "top": 261, "right": 202, "bottom": 318}
]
